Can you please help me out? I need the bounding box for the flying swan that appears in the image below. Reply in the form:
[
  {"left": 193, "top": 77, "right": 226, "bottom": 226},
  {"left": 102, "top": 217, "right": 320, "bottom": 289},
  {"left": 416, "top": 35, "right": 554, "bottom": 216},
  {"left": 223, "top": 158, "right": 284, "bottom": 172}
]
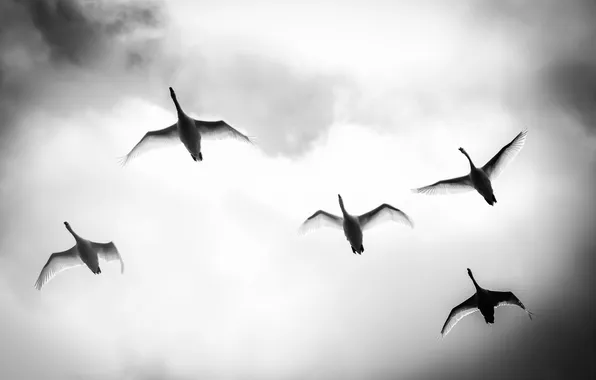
[
  {"left": 299, "top": 194, "right": 414, "bottom": 254},
  {"left": 440, "top": 268, "right": 533, "bottom": 337},
  {"left": 413, "top": 130, "right": 528, "bottom": 205},
  {"left": 34, "top": 222, "right": 125, "bottom": 290},
  {"left": 119, "top": 87, "right": 254, "bottom": 165}
]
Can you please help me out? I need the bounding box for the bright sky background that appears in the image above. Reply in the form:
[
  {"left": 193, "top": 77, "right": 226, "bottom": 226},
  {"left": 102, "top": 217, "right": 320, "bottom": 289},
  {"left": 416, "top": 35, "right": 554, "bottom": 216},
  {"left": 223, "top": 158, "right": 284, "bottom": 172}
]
[{"left": 0, "top": 0, "right": 594, "bottom": 379}]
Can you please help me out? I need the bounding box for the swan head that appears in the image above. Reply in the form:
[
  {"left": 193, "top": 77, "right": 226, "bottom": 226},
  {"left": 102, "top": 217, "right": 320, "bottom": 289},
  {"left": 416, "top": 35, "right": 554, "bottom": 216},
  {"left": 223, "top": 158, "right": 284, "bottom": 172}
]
[
  {"left": 467, "top": 268, "right": 477, "bottom": 283},
  {"left": 169, "top": 87, "right": 176, "bottom": 99},
  {"left": 459, "top": 147, "right": 475, "bottom": 167},
  {"left": 337, "top": 194, "right": 346, "bottom": 211},
  {"left": 64, "top": 221, "right": 73, "bottom": 233}
]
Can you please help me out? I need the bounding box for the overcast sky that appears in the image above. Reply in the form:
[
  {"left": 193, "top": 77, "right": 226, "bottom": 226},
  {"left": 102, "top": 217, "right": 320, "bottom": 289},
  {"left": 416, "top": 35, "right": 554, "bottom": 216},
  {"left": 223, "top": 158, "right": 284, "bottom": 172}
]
[{"left": 0, "top": 0, "right": 594, "bottom": 379}]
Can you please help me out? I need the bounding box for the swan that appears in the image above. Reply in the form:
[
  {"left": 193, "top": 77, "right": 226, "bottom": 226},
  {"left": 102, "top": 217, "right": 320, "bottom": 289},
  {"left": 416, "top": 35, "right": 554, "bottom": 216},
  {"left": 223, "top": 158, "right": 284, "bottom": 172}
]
[
  {"left": 34, "top": 222, "right": 125, "bottom": 290},
  {"left": 413, "top": 130, "right": 528, "bottom": 205},
  {"left": 441, "top": 268, "right": 533, "bottom": 337},
  {"left": 119, "top": 87, "right": 254, "bottom": 165},
  {"left": 299, "top": 194, "right": 414, "bottom": 254}
]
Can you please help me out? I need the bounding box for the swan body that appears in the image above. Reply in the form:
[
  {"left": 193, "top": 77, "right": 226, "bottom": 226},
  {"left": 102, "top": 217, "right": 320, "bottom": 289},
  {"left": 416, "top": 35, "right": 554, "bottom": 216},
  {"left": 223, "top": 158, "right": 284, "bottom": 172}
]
[
  {"left": 299, "top": 194, "right": 414, "bottom": 254},
  {"left": 173, "top": 87, "right": 202, "bottom": 162},
  {"left": 440, "top": 268, "right": 533, "bottom": 337},
  {"left": 342, "top": 212, "right": 364, "bottom": 254},
  {"left": 34, "top": 222, "right": 125, "bottom": 290},
  {"left": 119, "top": 87, "right": 254, "bottom": 165},
  {"left": 413, "top": 130, "right": 528, "bottom": 205}
]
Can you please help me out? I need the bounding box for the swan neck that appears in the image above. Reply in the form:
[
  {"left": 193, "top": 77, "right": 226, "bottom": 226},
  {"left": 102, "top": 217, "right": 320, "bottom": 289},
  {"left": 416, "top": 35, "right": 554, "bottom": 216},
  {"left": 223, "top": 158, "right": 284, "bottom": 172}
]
[
  {"left": 172, "top": 95, "right": 184, "bottom": 118},
  {"left": 65, "top": 225, "right": 79, "bottom": 239},
  {"left": 462, "top": 150, "right": 475, "bottom": 169},
  {"left": 468, "top": 271, "right": 480, "bottom": 290},
  {"left": 338, "top": 198, "right": 348, "bottom": 216}
]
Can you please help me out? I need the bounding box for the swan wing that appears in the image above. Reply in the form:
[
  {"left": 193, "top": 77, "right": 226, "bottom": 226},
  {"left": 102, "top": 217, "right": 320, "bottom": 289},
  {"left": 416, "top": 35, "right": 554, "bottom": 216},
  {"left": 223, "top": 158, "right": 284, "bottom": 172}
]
[
  {"left": 298, "top": 210, "right": 343, "bottom": 235},
  {"left": 91, "top": 241, "right": 125, "bottom": 274},
  {"left": 358, "top": 204, "right": 414, "bottom": 231},
  {"left": 441, "top": 294, "right": 478, "bottom": 336},
  {"left": 491, "top": 290, "right": 533, "bottom": 319},
  {"left": 118, "top": 124, "right": 179, "bottom": 166},
  {"left": 195, "top": 120, "right": 254, "bottom": 144},
  {"left": 481, "top": 130, "right": 528, "bottom": 181},
  {"left": 412, "top": 175, "right": 474, "bottom": 196},
  {"left": 34, "top": 246, "right": 83, "bottom": 290}
]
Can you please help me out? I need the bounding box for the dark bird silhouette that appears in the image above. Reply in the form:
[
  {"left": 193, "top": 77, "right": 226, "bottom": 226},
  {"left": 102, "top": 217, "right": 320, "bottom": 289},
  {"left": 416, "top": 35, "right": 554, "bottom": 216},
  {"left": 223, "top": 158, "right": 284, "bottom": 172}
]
[
  {"left": 119, "top": 87, "right": 254, "bottom": 165},
  {"left": 441, "top": 268, "right": 534, "bottom": 337},
  {"left": 34, "top": 222, "right": 124, "bottom": 290},
  {"left": 299, "top": 194, "right": 413, "bottom": 254},
  {"left": 413, "top": 130, "right": 527, "bottom": 205}
]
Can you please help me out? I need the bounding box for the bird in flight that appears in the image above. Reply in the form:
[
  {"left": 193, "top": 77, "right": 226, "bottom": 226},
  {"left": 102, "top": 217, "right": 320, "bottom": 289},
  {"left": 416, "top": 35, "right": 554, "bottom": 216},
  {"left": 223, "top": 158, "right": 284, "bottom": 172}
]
[
  {"left": 299, "top": 194, "right": 414, "bottom": 254},
  {"left": 119, "top": 87, "right": 254, "bottom": 165},
  {"left": 440, "top": 268, "right": 534, "bottom": 337},
  {"left": 413, "top": 130, "right": 528, "bottom": 205},
  {"left": 34, "top": 222, "right": 125, "bottom": 290}
]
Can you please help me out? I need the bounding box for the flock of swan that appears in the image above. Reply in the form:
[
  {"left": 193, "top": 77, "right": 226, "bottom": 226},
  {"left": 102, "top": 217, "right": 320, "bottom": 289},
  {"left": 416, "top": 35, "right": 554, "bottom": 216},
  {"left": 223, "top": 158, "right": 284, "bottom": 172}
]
[{"left": 34, "top": 87, "right": 533, "bottom": 337}]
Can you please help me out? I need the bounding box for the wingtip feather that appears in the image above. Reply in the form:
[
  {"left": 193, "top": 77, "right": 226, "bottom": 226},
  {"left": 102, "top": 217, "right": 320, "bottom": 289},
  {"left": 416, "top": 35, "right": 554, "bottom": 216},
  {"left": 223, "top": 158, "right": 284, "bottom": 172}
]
[
  {"left": 297, "top": 223, "right": 311, "bottom": 236},
  {"left": 247, "top": 135, "right": 258, "bottom": 145},
  {"left": 117, "top": 155, "right": 130, "bottom": 167}
]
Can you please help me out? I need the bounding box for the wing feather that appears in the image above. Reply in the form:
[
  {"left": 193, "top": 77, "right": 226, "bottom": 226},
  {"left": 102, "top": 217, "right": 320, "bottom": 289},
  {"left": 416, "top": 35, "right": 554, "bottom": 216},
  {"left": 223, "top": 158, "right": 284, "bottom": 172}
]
[
  {"left": 491, "top": 290, "right": 533, "bottom": 319},
  {"left": 481, "top": 130, "right": 528, "bottom": 180},
  {"left": 298, "top": 210, "right": 343, "bottom": 235},
  {"left": 358, "top": 204, "right": 414, "bottom": 231},
  {"left": 195, "top": 120, "right": 254, "bottom": 144},
  {"left": 412, "top": 175, "right": 473, "bottom": 196},
  {"left": 118, "top": 124, "right": 179, "bottom": 166},
  {"left": 34, "top": 246, "right": 83, "bottom": 290},
  {"left": 91, "top": 241, "right": 124, "bottom": 274},
  {"left": 441, "top": 294, "right": 478, "bottom": 336}
]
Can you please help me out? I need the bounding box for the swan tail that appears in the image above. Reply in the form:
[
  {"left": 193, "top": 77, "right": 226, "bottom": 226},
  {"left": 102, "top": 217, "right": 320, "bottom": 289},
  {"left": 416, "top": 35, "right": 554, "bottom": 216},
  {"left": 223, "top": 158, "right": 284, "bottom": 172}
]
[{"left": 484, "top": 194, "right": 497, "bottom": 206}]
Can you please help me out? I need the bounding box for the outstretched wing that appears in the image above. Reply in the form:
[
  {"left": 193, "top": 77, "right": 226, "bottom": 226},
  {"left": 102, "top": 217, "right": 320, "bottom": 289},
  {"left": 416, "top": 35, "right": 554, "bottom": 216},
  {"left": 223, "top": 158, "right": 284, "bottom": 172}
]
[
  {"left": 481, "top": 130, "right": 528, "bottom": 181},
  {"left": 195, "top": 120, "right": 254, "bottom": 144},
  {"left": 91, "top": 241, "right": 125, "bottom": 274},
  {"left": 298, "top": 210, "right": 343, "bottom": 235},
  {"left": 118, "top": 124, "right": 179, "bottom": 166},
  {"left": 34, "top": 246, "right": 83, "bottom": 290},
  {"left": 441, "top": 294, "right": 478, "bottom": 337},
  {"left": 412, "top": 175, "right": 474, "bottom": 196},
  {"left": 491, "top": 290, "right": 533, "bottom": 319},
  {"left": 357, "top": 204, "right": 414, "bottom": 231}
]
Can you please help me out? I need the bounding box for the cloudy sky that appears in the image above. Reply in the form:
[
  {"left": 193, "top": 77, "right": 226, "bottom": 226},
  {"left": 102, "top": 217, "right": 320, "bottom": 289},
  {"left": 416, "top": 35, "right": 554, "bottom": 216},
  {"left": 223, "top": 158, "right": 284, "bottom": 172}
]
[{"left": 0, "top": 0, "right": 594, "bottom": 379}]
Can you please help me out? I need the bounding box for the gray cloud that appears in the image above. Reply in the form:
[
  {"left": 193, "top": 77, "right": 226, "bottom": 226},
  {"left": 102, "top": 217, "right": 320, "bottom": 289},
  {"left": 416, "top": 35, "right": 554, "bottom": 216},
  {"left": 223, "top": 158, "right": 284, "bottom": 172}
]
[
  {"left": 471, "top": 0, "right": 596, "bottom": 135},
  {"left": 0, "top": 0, "right": 351, "bottom": 161},
  {"left": 170, "top": 52, "right": 353, "bottom": 158},
  {"left": 22, "top": 0, "right": 162, "bottom": 66},
  {"left": 544, "top": 59, "right": 596, "bottom": 133},
  {"left": 0, "top": 0, "right": 166, "bottom": 167}
]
